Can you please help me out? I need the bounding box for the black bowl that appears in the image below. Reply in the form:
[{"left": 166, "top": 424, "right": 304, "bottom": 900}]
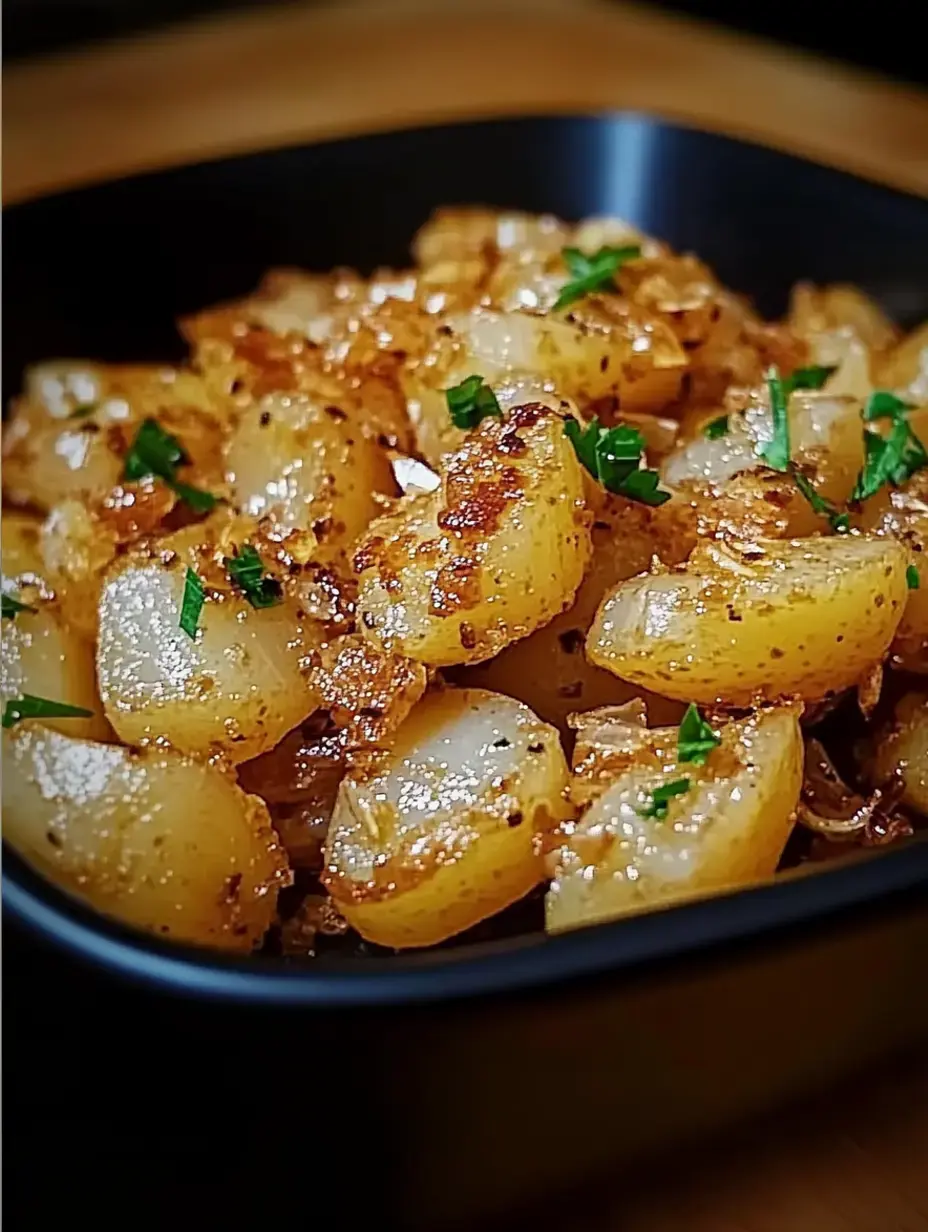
[{"left": 4, "top": 114, "right": 928, "bottom": 1230}]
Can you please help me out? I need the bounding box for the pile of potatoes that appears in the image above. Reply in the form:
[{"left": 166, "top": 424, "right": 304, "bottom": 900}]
[{"left": 2, "top": 208, "right": 926, "bottom": 954}]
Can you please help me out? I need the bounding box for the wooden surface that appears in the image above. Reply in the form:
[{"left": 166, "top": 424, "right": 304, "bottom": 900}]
[
  {"left": 4, "top": 0, "right": 928, "bottom": 204},
  {"left": 4, "top": 2, "right": 928, "bottom": 1229}
]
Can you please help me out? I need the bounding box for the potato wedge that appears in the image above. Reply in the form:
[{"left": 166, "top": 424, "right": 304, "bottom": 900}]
[
  {"left": 224, "top": 391, "right": 396, "bottom": 561},
  {"left": 354, "top": 404, "right": 592, "bottom": 666},
  {"left": 324, "top": 687, "right": 572, "bottom": 948},
  {"left": 2, "top": 724, "right": 289, "bottom": 949},
  {"left": 875, "top": 320, "right": 928, "bottom": 404},
  {"left": 858, "top": 691, "right": 928, "bottom": 817},
  {"left": 38, "top": 500, "right": 119, "bottom": 641},
  {"left": 859, "top": 469, "right": 928, "bottom": 673},
  {"left": 96, "top": 517, "right": 321, "bottom": 761},
  {"left": 546, "top": 703, "right": 803, "bottom": 932},
  {"left": 456, "top": 496, "right": 686, "bottom": 734},
  {"left": 789, "top": 283, "right": 899, "bottom": 355},
  {"left": 3, "top": 362, "right": 225, "bottom": 512},
  {"left": 445, "top": 305, "right": 686, "bottom": 414},
  {"left": 663, "top": 389, "right": 872, "bottom": 538},
  {"left": 587, "top": 535, "right": 909, "bottom": 706},
  {"left": 2, "top": 513, "right": 109, "bottom": 741}
]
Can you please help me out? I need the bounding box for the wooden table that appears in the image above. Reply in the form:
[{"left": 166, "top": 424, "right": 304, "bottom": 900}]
[{"left": 5, "top": 2, "right": 928, "bottom": 1228}]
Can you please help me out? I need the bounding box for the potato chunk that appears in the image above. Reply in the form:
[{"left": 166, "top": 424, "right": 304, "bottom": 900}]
[
  {"left": 457, "top": 496, "right": 686, "bottom": 734},
  {"left": 2, "top": 362, "right": 224, "bottom": 511},
  {"left": 662, "top": 391, "right": 866, "bottom": 537},
  {"left": 354, "top": 404, "right": 591, "bottom": 666},
  {"left": 546, "top": 703, "right": 803, "bottom": 932},
  {"left": 96, "top": 519, "right": 320, "bottom": 761},
  {"left": 2, "top": 725, "right": 289, "bottom": 949},
  {"left": 587, "top": 535, "right": 909, "bottom": 707},
  {"left": 324, "top": 688, "right": 572, "bottom": 948},
  {"left": 2, "top": 513, "right": 109, "bottom": 741},
  {"left": 224, "top": 391, "right": 396, "bottom": 561},
  {"left": 858, "top": 691, "right": 928, "bottom": 817},
  {"left": 859, "top": 469, "right": 928, "bottom": 673}
]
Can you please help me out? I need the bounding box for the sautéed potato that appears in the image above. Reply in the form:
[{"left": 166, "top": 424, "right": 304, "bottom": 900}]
[{"left": 2, "top": 208, "right": 925, "bottom": 953}]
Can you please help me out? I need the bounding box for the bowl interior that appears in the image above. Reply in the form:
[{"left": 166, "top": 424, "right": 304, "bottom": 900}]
[{"left": 4, "top": 112, "right": 928, "bottom": 1003}]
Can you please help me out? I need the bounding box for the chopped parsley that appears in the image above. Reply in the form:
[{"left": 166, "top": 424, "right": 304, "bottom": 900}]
[
  {"left": 638, "top": 778, "right": 690, "bottom": 820},
  {"left": 179, "top": 568, "right": 206, "bottom": 639},
  {"left": 224, "top": 545, "right": 282, "bottom": 609},
  {"left": 704, "top": 415, "right": 730, "bottom": 440},
  {"left": 789, "top": 365, "right": 837, "bottom": 392},
  {"left": 2, "top": 593, "right": 36, "bottom": 619},
  {"left": 791, "top": 469, "right": 850, "bottom": 534},
  {"left": 907, "top": 563, "right": 921, "bottom": 590},
  {"left": 123, "top": 418, "right": 217, "bottom": 513},
  {"left": 445, "top": 375, "right": 502, "bottom": 430},
  {"left": 553, "top": 245, "right": 641, "bottom": 311},
  {"left": 2, "top": 694, "right": 93, "bottom": 729},
  {"left": 564, "top": 417, "right": 671, "bottom": 506},
  {"left": 849, "top": 389, "right": 926, "bottom": 502},
  {"left": 759, "top": 365, "right": 839, "bottom": 473},
  {"left": 862, "top": 390, "right": 912, "bottom": 423},
  {"left": 677, "top": 704, "right": 721, "bottom": 766},
  {"left": 759, "top": 368, "right": 791, "bottom": 472},
  {"left": 851, "top": 414, "right": 927, "bottom": 503}
]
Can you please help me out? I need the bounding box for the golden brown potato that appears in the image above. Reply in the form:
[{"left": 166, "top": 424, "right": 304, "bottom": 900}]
[
  {"left": 324, "top": 688, "right": 572, "bottom": 948},
  {"left": 859, "top": 468, "right": 928, "bottom": 673},
  {"left": 3, "top": 724, "right": 289, "bottom": 949},
  {"left": 2, "top": 512, "right": 109, "bottom": 741},
  {"left": 789, "top": 283, "right": 900, "bottom": 355},
  {"left": 404, "top": 366, "right": 564, "bottom": 469},
  {"left": 662, "top": 390, "right": 866, "bottom": 537},
  {"left": 38, "top": 500, "right": 118, "bottom": 641},
  {"left": 456, "top": 496, "right": 686, "bottom": 734},
  {"left": 587, "top": 535, "right": 909, "bottom": 707},
  {"left": 546, "top": 703, "right": 804, "bottom": 932},
  {"left": 309, "top": 632, "right": 429, "bottom": 756},
  {"left": 224, "top": 391, "right": 397, "bottom": 561},
  {"left": 858, "top": 691, "right": 928, "bottom": 817},
  {"left": 96, "top": 515, "right": 321, "bottom": 761},
  {"left": 875, "top": 321, "right": 928, "bottom": 404},
  {"left": 354, "top": 404, "right": 592, "bottom": 666},
  {"left": 446, "top": 304, "right": 687, "bottom": 413},
  {"left": 3, "top": 362, "right": 225, "bottom": 512}
]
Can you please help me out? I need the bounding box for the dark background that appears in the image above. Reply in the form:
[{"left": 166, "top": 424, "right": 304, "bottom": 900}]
[{"left": 3, "top": 0, "right": 926, "bottom": 88}]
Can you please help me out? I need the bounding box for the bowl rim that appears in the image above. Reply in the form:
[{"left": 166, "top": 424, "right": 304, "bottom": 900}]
[
  {"left": 4, "top": 112, "right": 928, "bottom": 1006},
  {"left": 6, "top": 838, "right": 928, "bottom": 1005}
]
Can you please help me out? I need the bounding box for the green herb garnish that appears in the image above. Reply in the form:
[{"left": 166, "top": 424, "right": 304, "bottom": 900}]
[
  {"left": 445, "top": 375, "right": 502, "bottom": 430},
  {"left": 638, "top": 778, "right": 691, "bottom": 820},
  {"left": 759, "top": 368, "right": 791, "bottom": 472},
  {"left": 791, "top": 469, "right": 850, "bottom": 534},
  {"left": 2, "top": 694, "right": 93, "bottom": 729},
  {"left": 851, "top": 416, "right": 928, "bottom": 503},
  {"left": 758, "top": 365, "right": 839, "bottom": 473},
  {"left": 224, "top": 545, "right": 282, "bottom": 610},
  {"left": 862, "top": 390, "right": 912, "bottom": 423},
  {"left": 789, "top": 365, "right": 837, "bottom": 392},
  {"left": 907, "top": 564, "right": 921, "bottom": 590},
  {"left": 179, "top": 568, "right": 206, "bottom": 639},
  {"left": 123, "top": 418, "right": 217, "bottom": 512},
  {"left": 553, "top": 245, "right": 641, "bottom": 311},
  {"left": 677, "top": 704, "right": 721, "bottom": 766},
  {"left": 704, "top": 415, "right": 729, "bottom": 440},
  {"left": 2, "top": 593, "right": 36, "bottom": 619},
  {"left": 564, "top": 417, "right": 671, "bottom": 506}
]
